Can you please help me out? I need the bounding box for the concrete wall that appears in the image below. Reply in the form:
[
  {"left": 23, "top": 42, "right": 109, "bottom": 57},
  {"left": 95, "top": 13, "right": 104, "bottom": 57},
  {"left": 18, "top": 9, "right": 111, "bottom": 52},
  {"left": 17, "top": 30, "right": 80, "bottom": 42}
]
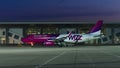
[{"left": 0, "top": 28, "right": 6, "bottom": 44}]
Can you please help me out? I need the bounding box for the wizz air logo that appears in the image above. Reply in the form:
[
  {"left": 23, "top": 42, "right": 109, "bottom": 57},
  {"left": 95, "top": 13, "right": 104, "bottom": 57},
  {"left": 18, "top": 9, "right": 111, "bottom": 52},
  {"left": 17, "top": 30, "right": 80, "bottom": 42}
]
[{"left": 68, "top": 34, "right": 82, "bottom": 41}]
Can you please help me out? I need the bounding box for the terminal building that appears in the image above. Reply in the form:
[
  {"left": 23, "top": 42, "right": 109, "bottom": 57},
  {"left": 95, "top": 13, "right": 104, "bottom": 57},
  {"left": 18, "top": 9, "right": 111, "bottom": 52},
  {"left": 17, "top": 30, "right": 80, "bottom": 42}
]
[{"left": 0, "top": 22, "right": 120, "bottom": 45}]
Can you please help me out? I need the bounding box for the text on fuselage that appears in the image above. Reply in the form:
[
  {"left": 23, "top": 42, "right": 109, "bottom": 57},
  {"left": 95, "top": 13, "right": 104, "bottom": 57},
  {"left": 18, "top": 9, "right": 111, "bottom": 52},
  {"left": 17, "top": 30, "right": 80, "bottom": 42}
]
[{"left": 68, "top": 34, "right": 82, "bottom": 40}]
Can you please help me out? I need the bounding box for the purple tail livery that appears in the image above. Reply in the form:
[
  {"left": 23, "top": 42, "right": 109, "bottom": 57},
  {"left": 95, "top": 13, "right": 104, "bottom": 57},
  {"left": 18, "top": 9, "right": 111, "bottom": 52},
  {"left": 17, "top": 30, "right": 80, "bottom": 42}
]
[{"left": 89, "top": 20, "right": 103, "bottom": 33}]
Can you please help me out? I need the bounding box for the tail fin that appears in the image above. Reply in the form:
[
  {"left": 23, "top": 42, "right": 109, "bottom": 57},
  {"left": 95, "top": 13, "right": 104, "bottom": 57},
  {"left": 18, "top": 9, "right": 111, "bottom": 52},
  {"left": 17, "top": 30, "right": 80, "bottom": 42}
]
[{"left": 89, "top": 20, "right": 103, "bottom": 33}]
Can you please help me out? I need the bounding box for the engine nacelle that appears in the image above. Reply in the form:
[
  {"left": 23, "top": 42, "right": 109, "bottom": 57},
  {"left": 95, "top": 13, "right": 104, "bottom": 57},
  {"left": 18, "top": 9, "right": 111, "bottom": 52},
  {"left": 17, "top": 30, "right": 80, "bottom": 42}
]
[{"left": 44, "top": 41, "right": 55, "bottom": 46}]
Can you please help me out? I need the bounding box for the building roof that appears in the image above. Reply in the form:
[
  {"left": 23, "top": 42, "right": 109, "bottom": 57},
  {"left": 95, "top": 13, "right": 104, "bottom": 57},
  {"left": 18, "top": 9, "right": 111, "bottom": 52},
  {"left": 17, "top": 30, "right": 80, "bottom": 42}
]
[{"left": 0, "top": 22, "right": 120, "bottom": 24}]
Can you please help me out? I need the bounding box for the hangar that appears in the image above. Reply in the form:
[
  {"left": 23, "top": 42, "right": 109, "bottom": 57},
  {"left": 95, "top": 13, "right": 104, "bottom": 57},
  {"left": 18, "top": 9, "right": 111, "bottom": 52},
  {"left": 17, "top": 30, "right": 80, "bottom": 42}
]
[{"left": 0, "top": 21, "right": 120, "bottom": 45}]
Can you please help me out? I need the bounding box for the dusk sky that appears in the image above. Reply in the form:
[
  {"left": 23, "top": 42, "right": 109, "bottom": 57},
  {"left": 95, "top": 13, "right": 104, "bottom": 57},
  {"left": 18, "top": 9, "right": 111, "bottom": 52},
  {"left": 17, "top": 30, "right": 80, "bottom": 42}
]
[{"left": 0, "top": 0, "right": 120, "bottom": 22}]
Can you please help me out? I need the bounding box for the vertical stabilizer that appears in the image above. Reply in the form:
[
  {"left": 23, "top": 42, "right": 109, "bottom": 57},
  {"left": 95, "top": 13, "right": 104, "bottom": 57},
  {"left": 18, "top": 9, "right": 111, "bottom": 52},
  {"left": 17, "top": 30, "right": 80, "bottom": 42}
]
[{"left": 89, "top": 20, "right": 103, "bottom": 33}]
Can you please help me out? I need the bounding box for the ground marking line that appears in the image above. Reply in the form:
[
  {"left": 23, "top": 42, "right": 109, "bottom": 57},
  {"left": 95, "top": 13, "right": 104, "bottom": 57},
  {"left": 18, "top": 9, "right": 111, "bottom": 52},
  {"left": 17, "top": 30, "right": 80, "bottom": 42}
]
[{"left": 35, "top": 51, "right": 66, "bottom": 68}]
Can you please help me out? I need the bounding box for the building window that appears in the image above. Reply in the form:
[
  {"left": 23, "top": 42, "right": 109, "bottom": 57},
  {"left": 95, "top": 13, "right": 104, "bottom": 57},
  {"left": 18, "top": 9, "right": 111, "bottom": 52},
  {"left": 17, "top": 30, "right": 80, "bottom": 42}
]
[
  {"left": 102, "top": 37, "right": 108, "bottom": 42},
  {"left": 67, "top": 31, "right": 75, "bottom": 34},
  {"left": 2, "top": 31, "right": 5, "bottom": 35},
  {"left": 98, "top": 39, "right": 101, "bottom": 43},
  {"left": 109, "top": 35, "right": 112, "bottom": 40},
  {"left": 116, "top": 32, "right": 120, "bottom": 37},
  {"left": 8, "top": 32, "right": 12, "bottom": 37},
  {"left": 14, "top": 35, "right": 19, "bottom": 39},
  {"left": 27, "top": 28, "right": 41, "bottom": 35},
  {"left": 43, "top": 27, "right": 58, "bottom": 34}
]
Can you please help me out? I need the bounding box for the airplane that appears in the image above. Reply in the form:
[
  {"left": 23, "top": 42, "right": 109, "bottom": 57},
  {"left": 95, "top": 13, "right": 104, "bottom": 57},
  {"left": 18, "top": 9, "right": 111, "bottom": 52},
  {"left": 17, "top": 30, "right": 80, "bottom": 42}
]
[{"left": 21, "top": 20, "right": 103, "bottom": 46}]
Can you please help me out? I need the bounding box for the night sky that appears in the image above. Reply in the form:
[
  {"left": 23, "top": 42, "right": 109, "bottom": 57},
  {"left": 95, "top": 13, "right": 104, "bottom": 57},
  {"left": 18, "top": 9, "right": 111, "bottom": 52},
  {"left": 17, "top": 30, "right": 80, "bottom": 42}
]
[{"left": 0, "top": 0, "right": 120, "bottom": 22}]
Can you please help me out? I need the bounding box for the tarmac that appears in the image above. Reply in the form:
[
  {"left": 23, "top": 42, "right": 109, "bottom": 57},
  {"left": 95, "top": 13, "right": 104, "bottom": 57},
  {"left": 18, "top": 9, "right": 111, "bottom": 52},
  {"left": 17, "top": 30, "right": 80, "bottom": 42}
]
[{"left": 0, "top": 45, "right": 120, "bottom": 68}]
